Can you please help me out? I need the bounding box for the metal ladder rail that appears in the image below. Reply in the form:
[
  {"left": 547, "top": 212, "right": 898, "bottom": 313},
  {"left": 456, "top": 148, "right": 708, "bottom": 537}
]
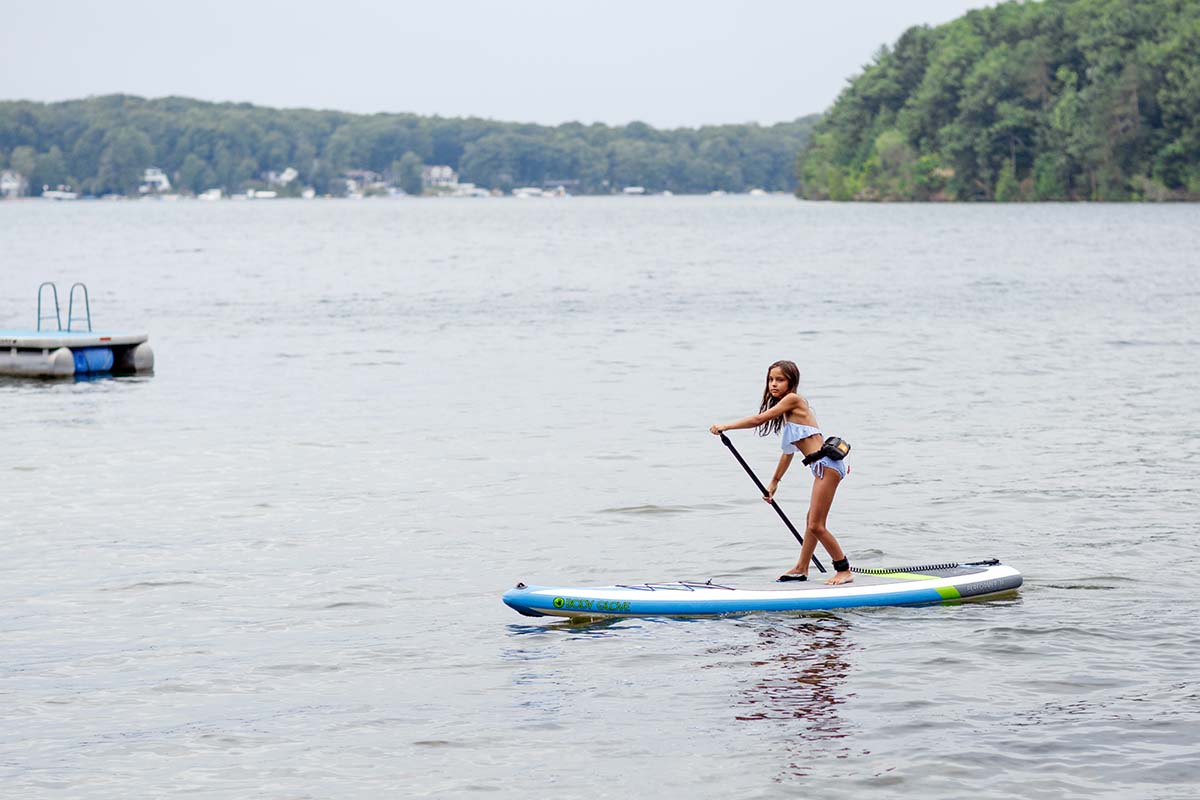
[
  {"left": 36, "top": 282, "right": 62, "bottom": 331},
  {"left": 67, "top": 282, "right": 92, "bottom": 332}
]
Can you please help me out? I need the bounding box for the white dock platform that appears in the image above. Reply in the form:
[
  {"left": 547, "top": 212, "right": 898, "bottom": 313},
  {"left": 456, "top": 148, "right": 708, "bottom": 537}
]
[
  {"left": 3, "top": 282, "right": 155, "bottom": 378},
  {"left": 0, "top": 330, "right": 154, "bottom": 377}
]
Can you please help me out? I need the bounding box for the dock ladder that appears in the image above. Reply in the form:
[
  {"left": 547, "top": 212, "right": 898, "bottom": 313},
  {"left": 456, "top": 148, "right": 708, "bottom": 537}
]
[
  {"left": 67, "top": 283, "right": 92, "bottom": 332},
  {"left": 36, "top": 282, "right": 94, "bottom": 332},
  {"left": 36, "top": 282, "right": 62, "bottom": 331}
]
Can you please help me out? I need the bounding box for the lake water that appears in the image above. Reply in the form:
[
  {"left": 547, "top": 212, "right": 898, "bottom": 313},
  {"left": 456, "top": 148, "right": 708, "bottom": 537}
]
[{"left": 1, "top": 196, "right": 1197, "bottom": 798}]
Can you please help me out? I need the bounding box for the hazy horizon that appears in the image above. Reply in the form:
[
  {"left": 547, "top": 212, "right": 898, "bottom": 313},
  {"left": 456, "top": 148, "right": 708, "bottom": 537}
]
[{"left": 2, "top": 1, "right": 996, "bottom": 128}]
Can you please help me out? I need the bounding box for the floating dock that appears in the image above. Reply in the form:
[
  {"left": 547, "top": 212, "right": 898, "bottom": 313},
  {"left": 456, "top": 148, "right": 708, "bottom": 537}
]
[{"left": 0, "top": 282, "right": 154, "bottom": 378}]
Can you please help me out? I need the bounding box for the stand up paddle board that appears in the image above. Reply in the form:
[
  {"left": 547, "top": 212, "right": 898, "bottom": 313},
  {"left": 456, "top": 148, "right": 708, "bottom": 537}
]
[{"left": 503, "top": 559, "right": 1021, "bottom": 619}]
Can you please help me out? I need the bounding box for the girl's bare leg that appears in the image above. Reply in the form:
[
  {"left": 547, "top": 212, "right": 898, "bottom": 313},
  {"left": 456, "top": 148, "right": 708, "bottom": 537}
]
[
  {"left": 787, "top": 468, "right": 852, "bottom": 585},
  {"left": 788, "top": 525, "right": 820, "bottom": 579}
]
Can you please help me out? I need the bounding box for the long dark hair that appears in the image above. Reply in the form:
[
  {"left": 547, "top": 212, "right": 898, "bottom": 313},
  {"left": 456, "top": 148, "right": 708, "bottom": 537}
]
[{"left": 757, "top": 360, "right": 799, "bottom": 436}]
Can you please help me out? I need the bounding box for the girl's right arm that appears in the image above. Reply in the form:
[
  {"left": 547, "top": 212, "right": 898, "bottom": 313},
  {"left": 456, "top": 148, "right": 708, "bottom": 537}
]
[{"left": 709, "top": 395, "right": 797, "bottom": 435}]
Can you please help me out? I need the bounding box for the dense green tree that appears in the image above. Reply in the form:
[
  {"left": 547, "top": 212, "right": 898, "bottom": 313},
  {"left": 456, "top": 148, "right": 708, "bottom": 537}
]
[
  {"left": 395, "top": 151, "right": 424, "bottom": 195},
  {"left": 994, "top": 159, "right": 1021, "bottom": 200},
  {"left": 95, "top": 128, "right": 153, "bottom": 195},
  {"left": 9, "top": 145, "right": 36, "bottom": 177},
  {"left": 178, "top": 153, "right": 215, "bottom": 194},
  {"left": 458, "top": 134, "right": 515, "bottom": 191},
  {"left": 798, "top": 0, "right": 1200, "bottom": 201},
  {"left": 258, "top": 130, "right": 291, "bottom": 172},
  {"left": 308, "top": 160, "right": 341, "bottom": 196},
  {"left": 29, "top": 146, "right": 69, "bottom": 194}
]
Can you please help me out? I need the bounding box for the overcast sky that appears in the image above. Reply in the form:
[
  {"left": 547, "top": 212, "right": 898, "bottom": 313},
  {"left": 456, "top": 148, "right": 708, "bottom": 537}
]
[{"left": 1, "top": 0, "right": 997, "bottom": 128}]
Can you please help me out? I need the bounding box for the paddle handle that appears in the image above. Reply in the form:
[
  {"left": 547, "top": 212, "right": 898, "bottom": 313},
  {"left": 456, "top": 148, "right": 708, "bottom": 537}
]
[{"left": 719, "top": 433, "right": 827, "bottom": 573}]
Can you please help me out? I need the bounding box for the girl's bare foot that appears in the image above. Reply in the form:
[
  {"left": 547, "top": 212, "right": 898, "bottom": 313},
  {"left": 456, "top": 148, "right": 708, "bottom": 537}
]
[{"left": 825, "top": 570, "right": 854, "bottom": 586}]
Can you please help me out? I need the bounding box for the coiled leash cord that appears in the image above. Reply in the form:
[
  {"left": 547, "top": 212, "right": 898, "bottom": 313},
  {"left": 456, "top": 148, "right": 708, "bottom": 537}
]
[{"left": 850, "top": 558, "right": 1000, "bottom": 575}]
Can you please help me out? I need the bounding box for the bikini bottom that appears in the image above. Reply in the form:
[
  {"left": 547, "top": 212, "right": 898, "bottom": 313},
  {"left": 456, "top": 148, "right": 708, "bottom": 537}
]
[{"left": 809, "top": 456, "right": 849, "bottom": 481}]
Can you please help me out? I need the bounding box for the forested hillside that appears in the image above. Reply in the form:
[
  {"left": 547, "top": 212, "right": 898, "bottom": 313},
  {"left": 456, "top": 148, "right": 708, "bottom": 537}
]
[
  {"left": 797, "top": 0, "right": 1200, "bottom": 201},
  {"left": 0, "top": 95, "right": 817, "bottom": 196}
]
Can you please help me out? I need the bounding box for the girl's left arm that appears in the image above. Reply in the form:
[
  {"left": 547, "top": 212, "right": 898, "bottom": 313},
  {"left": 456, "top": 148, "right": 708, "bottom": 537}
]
[{"left": 764, "top": 453, "right": 794, "bottom": 501}]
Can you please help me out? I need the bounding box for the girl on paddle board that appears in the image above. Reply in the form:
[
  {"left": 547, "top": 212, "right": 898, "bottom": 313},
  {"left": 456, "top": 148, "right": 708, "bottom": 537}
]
[{"left": 710, "top": 359, "right": 853, "bottom": 585}]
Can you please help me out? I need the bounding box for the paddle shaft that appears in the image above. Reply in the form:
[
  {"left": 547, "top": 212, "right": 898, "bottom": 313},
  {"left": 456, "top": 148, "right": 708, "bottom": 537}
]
[{"left": 719, "top": 433, "right": 827, "bottom": 573}]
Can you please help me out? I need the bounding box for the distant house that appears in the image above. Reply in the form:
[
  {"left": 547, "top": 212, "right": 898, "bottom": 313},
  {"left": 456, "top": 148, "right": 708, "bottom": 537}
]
[
  {"left": 1, "top": 170, "right": 26, "bottom": 198},
  {"left": 140, "top": 167, "right": 171, "bottom": 194},
  {"left": 343, "top": 169, "right": 380, "bottom": 185},
  {"left": 268, "top": 167, "right": 299, "bottom": 187},
  {"left": 422, "top": 165, "right": 458, "bottom": 190},
  {"left": 343, "top": 169, "right": 385, "bottom": 195}
]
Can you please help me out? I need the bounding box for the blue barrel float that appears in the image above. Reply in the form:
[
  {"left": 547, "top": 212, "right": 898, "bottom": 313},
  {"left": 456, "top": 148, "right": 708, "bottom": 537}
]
[{"left": 72, "top": 346, "right": 115, "bottom": 373}]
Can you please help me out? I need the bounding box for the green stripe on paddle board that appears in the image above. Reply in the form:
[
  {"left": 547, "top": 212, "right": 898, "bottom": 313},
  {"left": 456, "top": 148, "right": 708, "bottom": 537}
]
[{"left": 874, "top": 571, "right": 936, "bottom": 581}]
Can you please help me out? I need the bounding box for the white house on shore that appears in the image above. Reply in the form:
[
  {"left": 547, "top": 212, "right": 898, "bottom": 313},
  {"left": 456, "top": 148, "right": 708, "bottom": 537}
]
[
  {"left": 140, "top": 167, "right": 171, "bottom": 194},
  {"left": 268, "top": 167, "right": 299, "bottom": 187},
  {"left": 343, "top": 169, "right": 386, "bottom": 196},
  {"left": 422, "top": 165, "right": 458, "bottom": 190},
  {"left": 1, "top": 170, "right": 27, "bottom": 198}
]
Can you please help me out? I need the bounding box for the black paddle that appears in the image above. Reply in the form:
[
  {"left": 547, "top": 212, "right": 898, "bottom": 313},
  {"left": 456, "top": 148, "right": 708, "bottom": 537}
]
[{"left": 718, "top": 432, "right": 827, "bottom": 573}]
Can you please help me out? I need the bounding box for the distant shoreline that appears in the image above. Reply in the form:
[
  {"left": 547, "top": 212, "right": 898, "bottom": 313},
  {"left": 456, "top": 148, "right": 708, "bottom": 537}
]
[
  {"left": 1, "top": 187, "right": 796, "bottom": 203},
  {"left": 0, "top": 95, "right": 818, "bottom": 201}
]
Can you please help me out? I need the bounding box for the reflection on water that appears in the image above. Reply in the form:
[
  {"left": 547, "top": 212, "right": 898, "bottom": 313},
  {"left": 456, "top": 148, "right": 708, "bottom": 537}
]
[
  {"left": 717, "top": 617, "right": 857, "bottom": 778},
  {"left": 733, "top": 619, "right": 852, "bottom": 722}
]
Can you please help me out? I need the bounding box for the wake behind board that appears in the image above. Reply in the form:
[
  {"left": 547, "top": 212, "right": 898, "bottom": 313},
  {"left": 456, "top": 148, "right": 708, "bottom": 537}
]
[{"left": 503, "top": 560, "right": 1021, "bottom": 619}]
